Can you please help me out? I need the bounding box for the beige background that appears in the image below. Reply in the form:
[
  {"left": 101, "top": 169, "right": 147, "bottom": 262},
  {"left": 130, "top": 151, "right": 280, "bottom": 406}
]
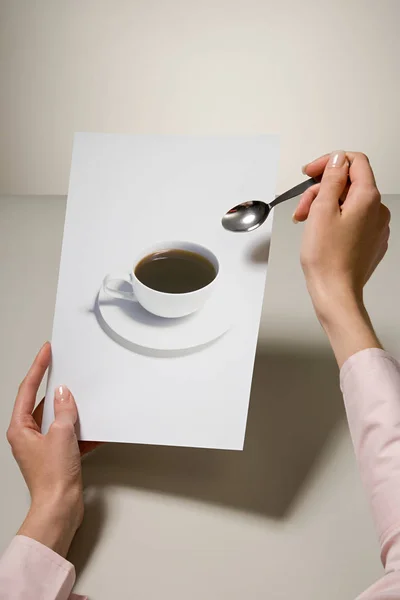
[
  {"left": 1, "top": 193, "right": 399, "bottom": 598},
  {"left": 0, "top": 0, "right": 399, "bottom": 195}
]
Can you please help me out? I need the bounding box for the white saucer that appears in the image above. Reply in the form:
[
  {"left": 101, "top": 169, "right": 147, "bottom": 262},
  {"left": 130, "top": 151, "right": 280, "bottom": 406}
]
[{"left": 97, "top": 282, "right": 234, "bottom": 352}]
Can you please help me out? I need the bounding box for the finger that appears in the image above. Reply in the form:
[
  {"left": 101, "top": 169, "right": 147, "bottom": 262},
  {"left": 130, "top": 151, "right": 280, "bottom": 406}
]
[
  {"left": 303, "top": 151, "right": 377, "bottom": 189},
  {"left": 32, "top": 399, "right": 45, "bottom": 429},
  {"left": 347, "top": 152, "right": 377, "bottom": 188},
  {"left": 11, "top": 343, "right": 51, "bottom": 426},
  {"left": 53, "top": 385, "right": 78, "bottom": 426},
  {"left": 339, "top": 181, "right": 351, "bottom": 206},
  {"left": 314, "top": 150, "right": 349, "bottom": 210},
  {"left": 379, "top": 204, "right": 391, "bottom": 228},
  {"left": 292, "top": 184, "right": 320, "bottom": 222},
  {"left": 302, "top": 154, "right": 330, "bottom": 178},
  {"left": 47, "top": 386, "right": 78, "bottom": 444},
  {"left": 293, "top": 179, "right": 350, "bottom": 223}
]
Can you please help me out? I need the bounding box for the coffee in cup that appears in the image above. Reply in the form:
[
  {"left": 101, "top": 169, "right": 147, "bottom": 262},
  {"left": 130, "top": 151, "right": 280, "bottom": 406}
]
[
  {"left": 134, "top": 249, "right": 217, "bottom": 294},
  {"left": 103, "top": 241, "right": 219, "bottom": 318}
]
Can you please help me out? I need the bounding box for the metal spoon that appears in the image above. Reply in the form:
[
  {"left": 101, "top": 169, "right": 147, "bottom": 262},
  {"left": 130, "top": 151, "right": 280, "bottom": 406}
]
[{"left": 221, "top": 177, "right": 319, "bottom": 233}]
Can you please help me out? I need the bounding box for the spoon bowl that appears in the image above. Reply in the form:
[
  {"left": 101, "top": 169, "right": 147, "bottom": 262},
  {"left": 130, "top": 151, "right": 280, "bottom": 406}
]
[{"left": 222, "top": 201, "right": 270, "bottom": 233}]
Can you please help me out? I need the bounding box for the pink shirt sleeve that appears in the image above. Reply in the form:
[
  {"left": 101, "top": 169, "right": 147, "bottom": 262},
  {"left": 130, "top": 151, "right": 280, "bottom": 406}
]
[
  {"left": 0, "top": 535, "right": 86, "bottom": 600},
  {"left": 341, "top": 348, "right": 400, "bottom": 599}
]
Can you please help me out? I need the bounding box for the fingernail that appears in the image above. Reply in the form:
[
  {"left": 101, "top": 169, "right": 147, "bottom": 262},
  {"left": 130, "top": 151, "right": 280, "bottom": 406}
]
[
  {"left": 55, "top": 385, "right": 71, "bottom": 403},
  {"left": 327, "top": 150, "right": 346, "bottom": 168},
  {"left": 301, "top": 164, "right": 308, "bottom": 175},
  {"left": 292, "top": 212, "right": 299, "bottom": 224},
  {"left": 40, "top": 341, "right": 50, "bottom": 353}
]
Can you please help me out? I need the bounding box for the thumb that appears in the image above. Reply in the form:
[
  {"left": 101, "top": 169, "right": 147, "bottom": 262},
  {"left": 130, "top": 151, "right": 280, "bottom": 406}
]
[
  {"left": 315, "top": 150, "right": 349, "bottom": 210},
  {"left": 53, "top": 385, "right": 78, "bottom": 427}
]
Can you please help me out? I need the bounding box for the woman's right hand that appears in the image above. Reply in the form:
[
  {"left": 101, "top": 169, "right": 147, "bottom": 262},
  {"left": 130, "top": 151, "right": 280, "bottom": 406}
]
[{"left": 294, "top": 151, "right": 391, "bottom": 367}]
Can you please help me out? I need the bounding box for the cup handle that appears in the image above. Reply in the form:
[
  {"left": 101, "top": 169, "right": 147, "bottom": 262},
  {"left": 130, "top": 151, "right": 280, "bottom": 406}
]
[{"left": 102, "top": 273, "right": 137, "bottom": 302}]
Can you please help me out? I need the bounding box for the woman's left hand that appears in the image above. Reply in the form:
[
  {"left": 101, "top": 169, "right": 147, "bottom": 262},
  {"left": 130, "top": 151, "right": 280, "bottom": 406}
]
[{"left": 7, "top": 342, "right": 100, "bottom": 557}]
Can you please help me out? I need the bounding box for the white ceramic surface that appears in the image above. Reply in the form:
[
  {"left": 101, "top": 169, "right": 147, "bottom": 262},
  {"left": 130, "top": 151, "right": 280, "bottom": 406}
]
[{"left": 98, "top": 275, "right": 233, "bottom": 351}]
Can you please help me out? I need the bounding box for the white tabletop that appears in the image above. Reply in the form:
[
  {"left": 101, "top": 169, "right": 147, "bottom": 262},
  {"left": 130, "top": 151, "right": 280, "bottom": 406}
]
[
  {"left": 0, "top": 0, "right": 399, "bottom": 196},
  {"left": 1, "top": 194, "right": 400, "bottom": 598}
]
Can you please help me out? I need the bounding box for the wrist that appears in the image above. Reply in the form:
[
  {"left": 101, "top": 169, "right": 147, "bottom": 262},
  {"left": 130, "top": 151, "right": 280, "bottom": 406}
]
[
  {"left": 310, "top": 284, "right": 364, "bottom": 330},
  {"left": 18, "top": 492, "right": 83, "bottom": 558},
  {"left": 307, "top": 282, "right": 382, "bottom": 368}
]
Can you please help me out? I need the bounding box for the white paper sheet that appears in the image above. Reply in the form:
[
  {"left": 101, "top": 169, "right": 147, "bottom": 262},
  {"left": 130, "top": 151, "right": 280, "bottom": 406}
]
[{"left": 43, "top": 133, "right": 279, "bottom": 449}]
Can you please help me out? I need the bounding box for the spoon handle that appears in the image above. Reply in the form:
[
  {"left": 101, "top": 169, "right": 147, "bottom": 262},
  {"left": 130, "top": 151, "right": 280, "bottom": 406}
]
[{"left": 269, "top": 178, "right": 319, "bottom": 208}]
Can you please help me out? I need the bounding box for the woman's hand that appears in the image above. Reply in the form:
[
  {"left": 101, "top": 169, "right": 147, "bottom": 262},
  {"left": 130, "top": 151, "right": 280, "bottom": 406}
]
[
  {"left": 294, "top": 151, "right": 390, "bottom": 367},
  {"left": 7, "top": 342, "right": 99, "bottom": 557}
]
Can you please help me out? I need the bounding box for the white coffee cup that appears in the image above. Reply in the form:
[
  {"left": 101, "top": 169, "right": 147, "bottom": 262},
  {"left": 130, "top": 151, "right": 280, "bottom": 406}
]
[{"left": 103, "top": 241, "right": 219, "bottom": 318}]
